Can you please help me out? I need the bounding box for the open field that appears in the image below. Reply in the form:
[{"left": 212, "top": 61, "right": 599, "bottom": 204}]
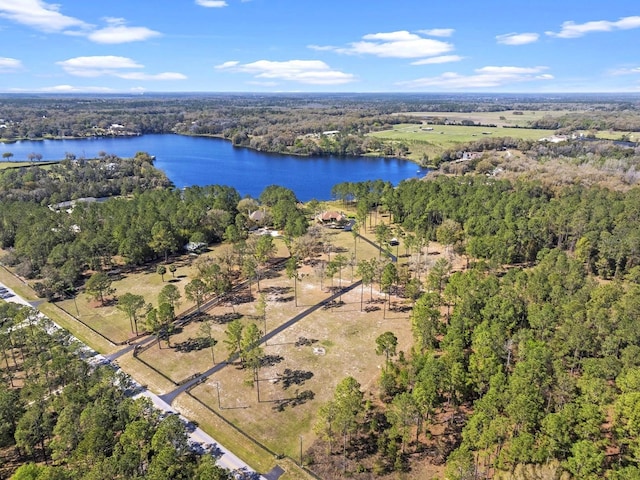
[
  {"left": 372, "top": 122, "right": 557, "bottom": 143},
  {"left": 59, "top": 259, "right": 197, "bottom": 344},
  {"left": 55, "top": 239, "right": 291, "bottom": 344},
  {"left": 369, "top": 122, "right": 557, "bottom": 162},
  {"left": 396, "top": 109, "right": 571, "bottom": 127},
  {"left": 372, "top": 110, "right": 638, "bottom": 162},
  {"left": 127, "top": 219, "right": 455, "bottom": 476}
]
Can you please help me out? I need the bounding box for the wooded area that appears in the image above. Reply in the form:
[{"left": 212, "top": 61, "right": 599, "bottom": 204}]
[
  {"left": 0, "top": 302, "right": 231, "bottom": 479},
  {"left": 1, "top": 94, "right": 640, "bottom": 479}
]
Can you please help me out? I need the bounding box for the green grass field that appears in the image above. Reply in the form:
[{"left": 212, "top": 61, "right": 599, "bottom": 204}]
[
  {"left": 371, "top": 109, "right": 637, "bottom": 162},
  {"left": 369, "top": 122, "right": 557, "bottom": 162}
]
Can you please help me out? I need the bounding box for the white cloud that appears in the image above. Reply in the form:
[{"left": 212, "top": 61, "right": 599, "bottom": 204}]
[
  {"left": 57, "top": 56, "right": 186, "bottom": 81},
  {"left": 215, "top": 59, "right": 356, "bottom": 85},
  {"left": 308, "top": 44, "right": 338, "bottom": 52},
  {"left": 0, "top": 56, "right": 23, "bottom": 72},
  {"left": 418, "top": 28, "right": 455, "bottom": 37},
  {"left": 88, "top": 17, "right": 161, "bottom": 44},
  {"left": 496, "top": 32, "right": 539, "bottom": 45},
  {"left": 38, "top": 84, "right": 116, "bottom": 93},
  {"left": 609, "top": 66, "right": 640, "bottom": 76},
  {"left": 0, "top": 3, "right": 160, "bottom": 44},
  {"left": 399, "top": 65, "right": 552, "bottom": 89},
  {"left": 313, "top": 30, "right": 453, "bottom": 59},
  {"left": 217, "top": 61, "right": 240, "bottom": 69},
  {"left": 547, "top": 15, "right": 640, "bottom": 38},
  {"left": 411, "top": 55, "right": 463, "bottom": 65},
  {"left": 118, "top": 72, "right": 187, "bottom": 81},
  {"left": 57, "top": 56, "right": 143, "bottom": 77},
  {"left": 0, "top": 0, "right": 89, "bottom": 33},
  {"left": 195, "top": 0, "right": 228, "bottom": 7}
]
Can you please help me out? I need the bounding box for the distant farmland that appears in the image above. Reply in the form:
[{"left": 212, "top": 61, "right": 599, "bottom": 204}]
[
  {"left": 369, "top": 109, "right": 638, "bottom": 163},
  {"left": 368, "top": 122, "right": 557, "bottom": 162}
]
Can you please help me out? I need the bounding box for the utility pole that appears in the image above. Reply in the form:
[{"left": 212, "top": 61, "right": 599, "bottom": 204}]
[{"left": 216, "top": 381, "right": 222, "bottom": 410}]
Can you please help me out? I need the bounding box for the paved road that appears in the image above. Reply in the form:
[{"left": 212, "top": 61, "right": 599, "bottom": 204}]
[
  {"left": 2, "top": 233, "right": 387, "bottom": 479},
  {"left": 135, "top": 389, "right": 268, "bottom": 479},
  {"left": 0, "top": 282, "right": 36, "bottom": 308},
  {"left": 357, "top": 233, "right": 397, "bottom": 262},
  {"left": 0, "top": 281, "right": 269, "bottom": 480}
]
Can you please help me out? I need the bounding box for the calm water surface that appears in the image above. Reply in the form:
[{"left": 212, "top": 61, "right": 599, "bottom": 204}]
[{"left": 0, "top": 134, "right": 427, "bottom": 201}]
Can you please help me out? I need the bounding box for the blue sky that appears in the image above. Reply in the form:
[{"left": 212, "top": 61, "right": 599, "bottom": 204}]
[{"left": 0, "top": 0, "right": 639, "bottom": 93}]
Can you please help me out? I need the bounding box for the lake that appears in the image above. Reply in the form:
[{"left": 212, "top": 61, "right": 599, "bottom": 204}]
[{"left": 0, "top": 134, "right": 427, "bottom": 201}]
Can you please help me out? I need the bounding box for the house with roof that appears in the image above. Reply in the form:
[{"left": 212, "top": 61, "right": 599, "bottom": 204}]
[
  {"left": 316, "top": 211, "right": 346, "bottom": 224},
  {"left": 249, "top": 209, "right": 269, "bottom": 225}
]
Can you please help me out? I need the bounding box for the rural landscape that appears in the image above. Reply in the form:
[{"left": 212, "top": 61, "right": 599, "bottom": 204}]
[{"left": 0, "top": 92, "right": 640, "bottom": 480}]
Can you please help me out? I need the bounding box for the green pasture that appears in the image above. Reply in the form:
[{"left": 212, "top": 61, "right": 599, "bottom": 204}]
[
  {"left": 371, "top": 122, "right": 557, "bottom": 144},
  {"left": 369, "top": 123, "right": 557, "bottom": 162},
  {"left": 375, "top": 110, "right": 638, "bottom": 163}
]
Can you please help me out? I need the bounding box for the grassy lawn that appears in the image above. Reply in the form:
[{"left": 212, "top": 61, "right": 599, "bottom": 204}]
[
  {"left": 188, "top": 280, "right": 414, "bottom": 460},
  {"left": 368, "top": 122, "right": 557, "bottom": 162},
  {"left": 173, "top": 395, "right": 315, "bottom": 479},
  {"left": 371, "top": 122, "right": 557, "bottom": 144},
  {"left": 58, "top": 254, "right": 215, "bottom": 344}
]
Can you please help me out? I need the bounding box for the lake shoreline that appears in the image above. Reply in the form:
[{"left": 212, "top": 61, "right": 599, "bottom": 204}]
[
  {"left": 1, "top": 131, "right": 419, "bottom": 165},
  {"left": 0, "top": 133, "right": 425, "bottom": 201}
]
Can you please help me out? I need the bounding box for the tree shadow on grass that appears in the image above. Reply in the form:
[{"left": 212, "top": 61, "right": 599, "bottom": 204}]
[
  {"left": 274, "top": 368, "right": 314, "bottom": 390},
  {"left": 229, "top": 293, "right": 253, "bottom": 305},
  {"left": 174, "top": 336, "right": 214, "bottom": 353},
  {"left": 294, "top": 336, "right": 318, "bottom": 347},
  {"left": 272, "top": 389, "right": 315, "bottom": 411},
  {"left": 260, "top": 354, "right": 284, "bottom": 367},
  {"left": 261, "top": 286, "right": 291, "bottom": 295},
  {"left": 211, "top": 312, "right": 243, "bottom": 324}
]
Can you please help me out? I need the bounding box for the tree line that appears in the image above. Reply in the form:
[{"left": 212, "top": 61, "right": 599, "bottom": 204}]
[{"left": 3, "top": 94, "right": 639, "bottom": 160}]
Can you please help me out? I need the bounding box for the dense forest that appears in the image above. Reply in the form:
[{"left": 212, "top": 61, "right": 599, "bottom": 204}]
[
  {"left": 0, "top": 152, "right": 171, "bottom": 204},
  {"left": 317, "top": 177, "right": 640, "bottom": 478},
  {"left": 314, "top": 249, "right": 640, "bottom": 479},
  {"left": 0, "top": 302, "right": 232, "bottom": 479}
]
